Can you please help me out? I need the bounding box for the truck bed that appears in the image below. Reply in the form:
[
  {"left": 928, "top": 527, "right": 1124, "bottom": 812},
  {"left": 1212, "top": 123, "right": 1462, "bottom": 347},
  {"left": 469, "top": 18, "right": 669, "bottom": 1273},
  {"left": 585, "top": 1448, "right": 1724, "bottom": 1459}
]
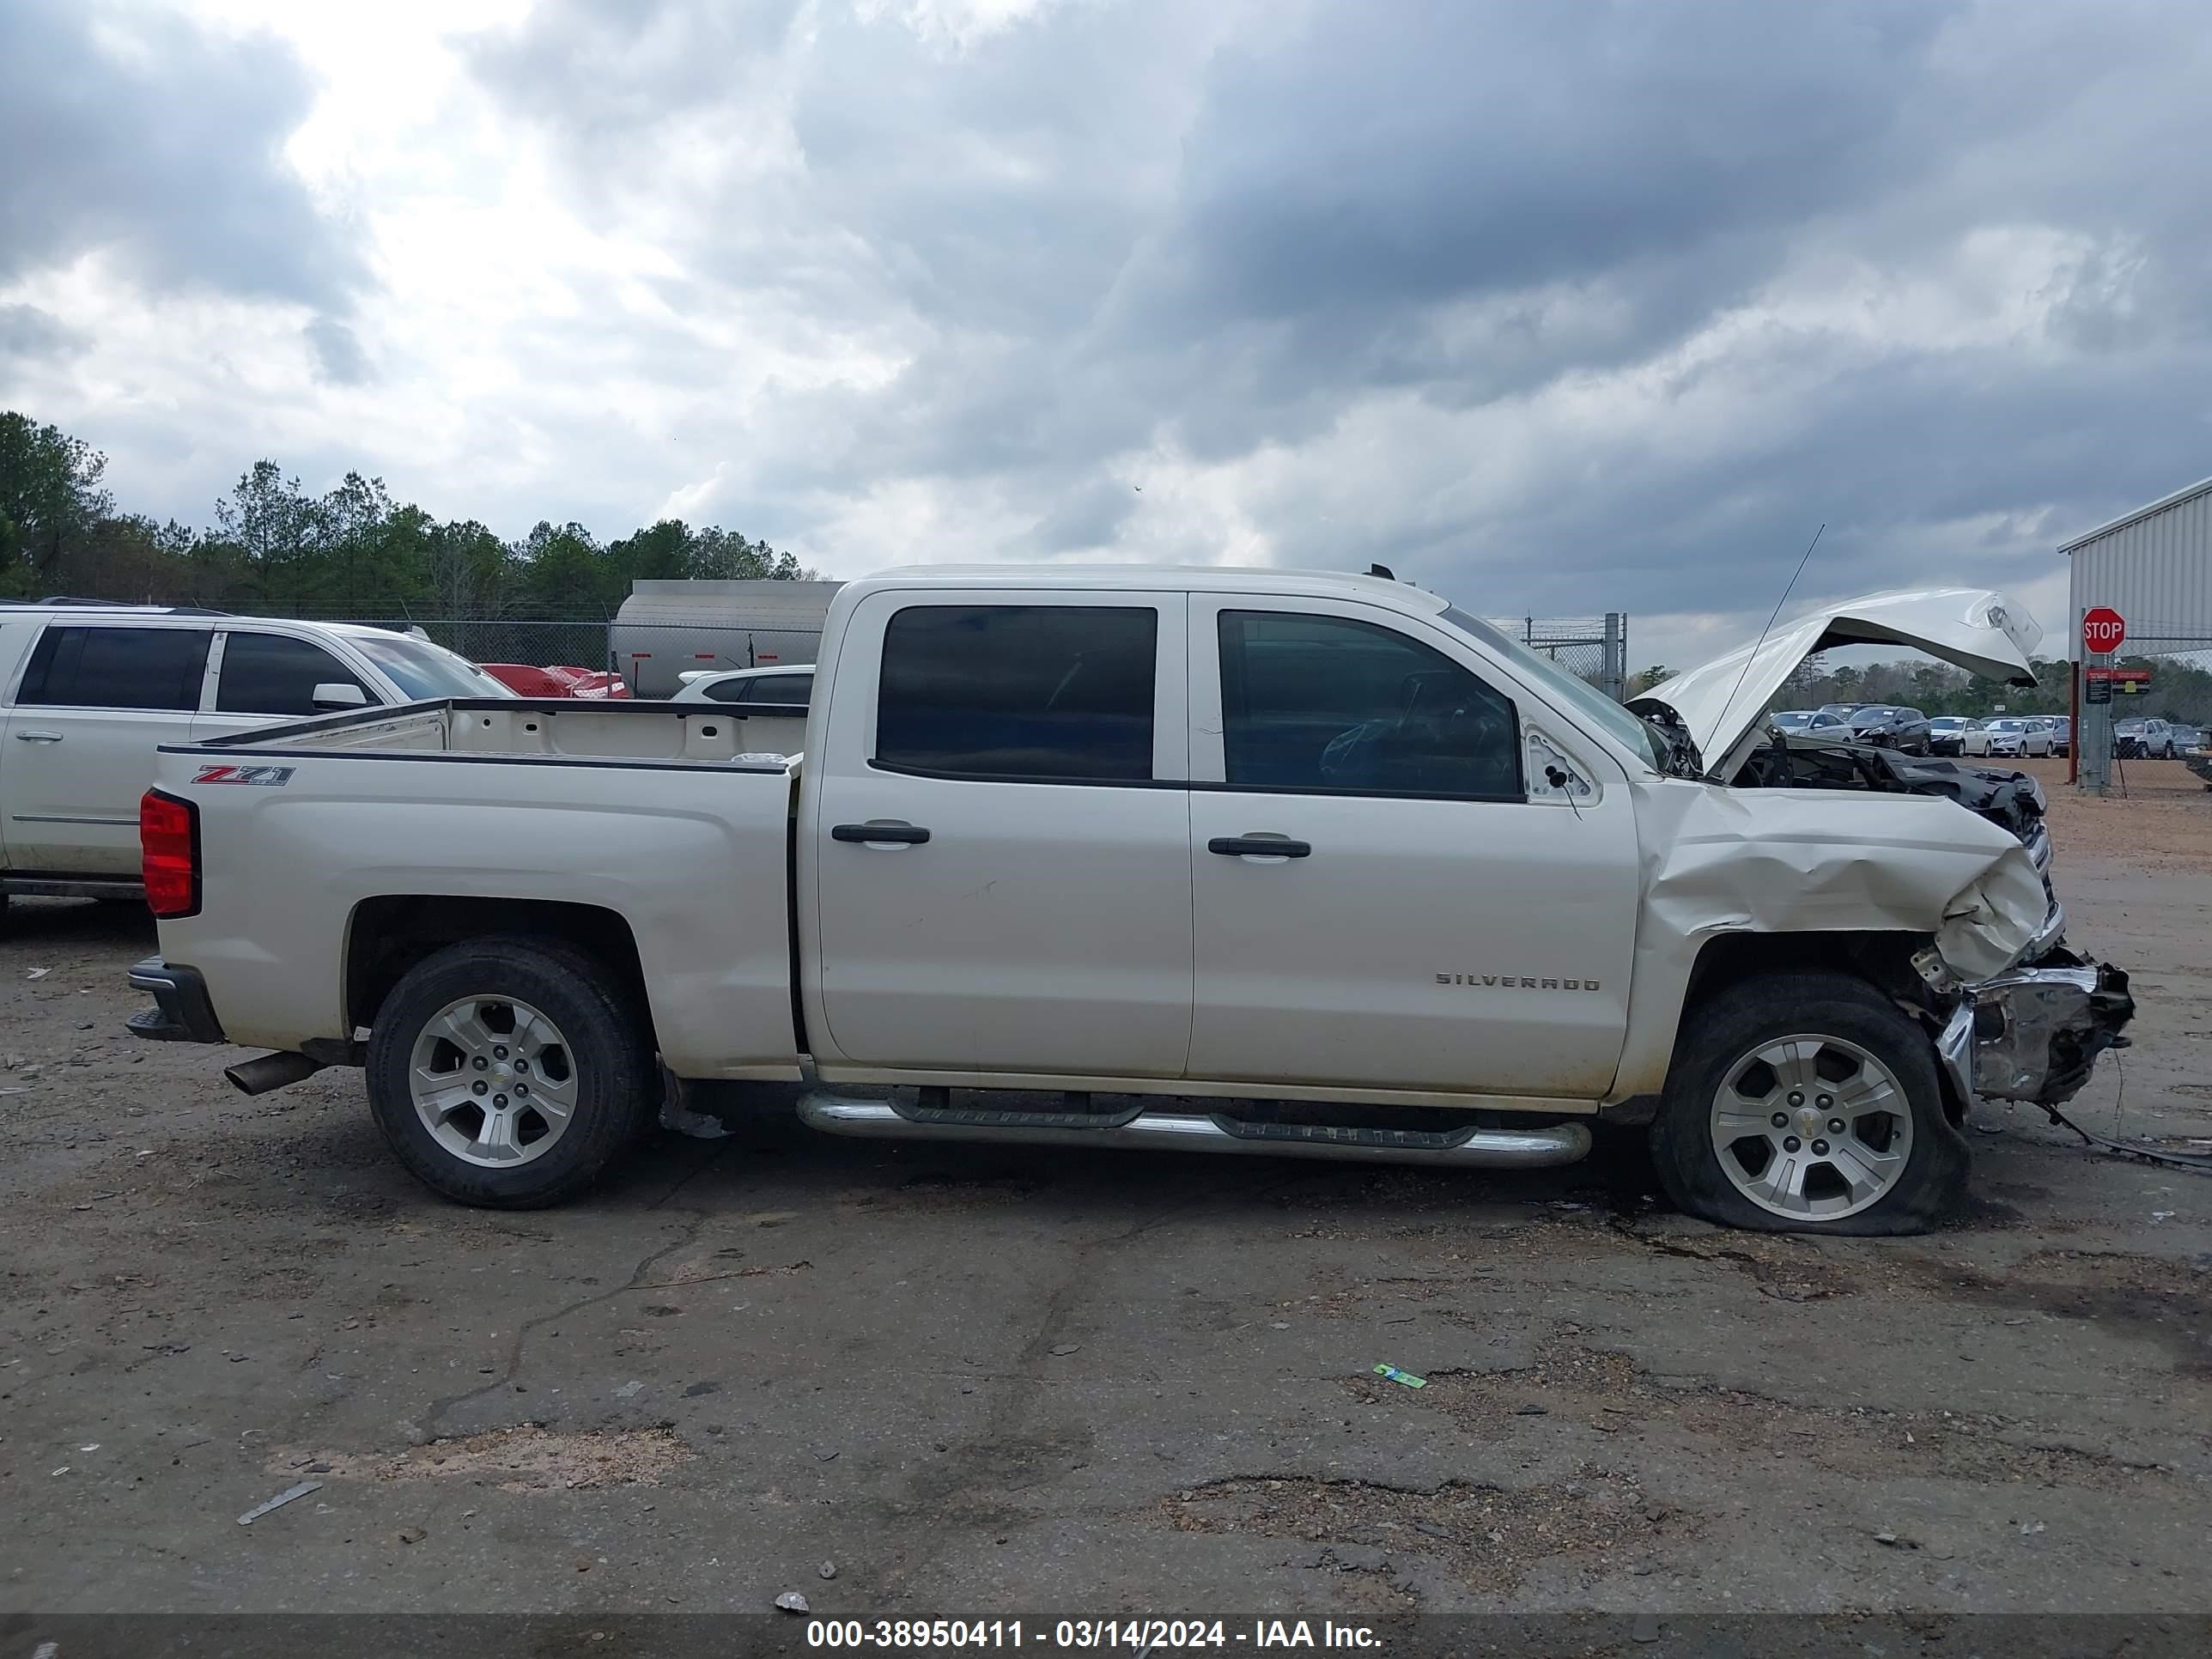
[
  {"left": 203, "top": 697, "right": 805, "bottom": 766},
  {"left": 151, "top": 699, "right": 804, "bottom": 1079}
]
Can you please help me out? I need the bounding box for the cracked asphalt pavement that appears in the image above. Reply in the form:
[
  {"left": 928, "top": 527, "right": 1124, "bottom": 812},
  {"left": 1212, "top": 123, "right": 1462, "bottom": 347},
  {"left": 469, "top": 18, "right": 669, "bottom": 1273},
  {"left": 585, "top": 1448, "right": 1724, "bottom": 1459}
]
[{"left": 2, "top": 770, "right": 2208, "bottom": 1618}]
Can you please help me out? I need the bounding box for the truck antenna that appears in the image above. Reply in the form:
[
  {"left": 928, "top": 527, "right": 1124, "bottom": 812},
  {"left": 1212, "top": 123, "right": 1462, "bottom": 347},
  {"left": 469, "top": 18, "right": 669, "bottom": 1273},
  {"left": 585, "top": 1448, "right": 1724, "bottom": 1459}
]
[{"left": 1706, "top": 522, "right": 1825, "bottom": 760}]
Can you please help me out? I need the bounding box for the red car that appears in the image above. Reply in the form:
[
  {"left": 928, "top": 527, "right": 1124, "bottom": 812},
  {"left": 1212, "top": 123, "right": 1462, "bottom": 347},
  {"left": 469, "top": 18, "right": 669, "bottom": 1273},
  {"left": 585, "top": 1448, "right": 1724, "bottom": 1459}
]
[{"left": 478, "top": 664, "right": 631, "bottom": 699}]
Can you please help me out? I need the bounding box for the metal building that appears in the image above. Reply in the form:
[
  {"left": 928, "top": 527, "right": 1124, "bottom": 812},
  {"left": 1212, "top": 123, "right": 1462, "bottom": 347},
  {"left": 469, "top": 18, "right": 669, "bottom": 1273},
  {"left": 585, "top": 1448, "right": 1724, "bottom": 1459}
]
[{"left": 2060, "top": 475, "right": 2212, "bottom": 788}]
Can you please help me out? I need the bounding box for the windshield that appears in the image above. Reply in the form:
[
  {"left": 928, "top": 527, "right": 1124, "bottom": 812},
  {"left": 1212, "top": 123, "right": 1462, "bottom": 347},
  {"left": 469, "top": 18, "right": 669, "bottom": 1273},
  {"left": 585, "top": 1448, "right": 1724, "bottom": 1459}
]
[
  {"left": 1770, "top": 711, "right": 1814, "bottom": 727},
  {"left": 1930, "top": 718, "right": 1964, "bottom": 728},
  {"left": 1439, "top": 605, "right": 1667, "bottom": 770},
  {"left": 350, "top": 633, "right": 516, "bottom": 701},
  {"left": 1989, "top": 719, "right": 2027, "bottom": 732}
]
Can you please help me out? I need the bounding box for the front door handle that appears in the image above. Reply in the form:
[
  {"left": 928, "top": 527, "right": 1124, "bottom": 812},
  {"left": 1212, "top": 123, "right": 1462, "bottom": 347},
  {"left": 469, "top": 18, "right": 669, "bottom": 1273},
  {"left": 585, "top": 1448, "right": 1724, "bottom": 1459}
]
[
  {"left": 832, "top": 822, "right": 931, "bottom": 845},
  {"left": 14, "top": 730, "right": 64, "bottom": 743},
  {"left": 1207, "top": 836, "right": 1311, "bottom": 859}
]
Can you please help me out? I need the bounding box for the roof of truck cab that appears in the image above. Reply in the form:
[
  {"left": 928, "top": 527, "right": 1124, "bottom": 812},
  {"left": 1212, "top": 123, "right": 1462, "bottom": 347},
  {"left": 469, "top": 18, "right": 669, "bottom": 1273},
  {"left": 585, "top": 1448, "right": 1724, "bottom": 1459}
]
[{"left": 858, "top": 564, "right": 1452, "bottom": 611}]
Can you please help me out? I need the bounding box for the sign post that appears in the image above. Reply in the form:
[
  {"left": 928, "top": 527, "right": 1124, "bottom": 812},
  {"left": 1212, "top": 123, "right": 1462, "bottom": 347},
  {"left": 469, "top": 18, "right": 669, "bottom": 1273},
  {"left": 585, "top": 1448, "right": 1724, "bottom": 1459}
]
[{"left": 2078, "top": 607, "right": 2126, "bottom": 795}]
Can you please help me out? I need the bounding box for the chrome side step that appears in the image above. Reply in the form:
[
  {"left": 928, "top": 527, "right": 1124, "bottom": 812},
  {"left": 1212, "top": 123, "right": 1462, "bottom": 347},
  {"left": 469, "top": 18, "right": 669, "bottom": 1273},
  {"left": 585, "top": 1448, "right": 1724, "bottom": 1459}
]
[{"left": 795, "top": 1091, "right": 1591, "bottom": 1169}]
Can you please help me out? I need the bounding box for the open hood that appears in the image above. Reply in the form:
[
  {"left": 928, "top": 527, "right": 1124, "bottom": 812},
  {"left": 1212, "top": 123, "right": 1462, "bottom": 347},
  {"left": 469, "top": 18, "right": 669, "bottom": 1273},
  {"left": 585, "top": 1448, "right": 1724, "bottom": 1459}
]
[{"left": 1638, "top": 588, "right": 2042, "bottom": 781}]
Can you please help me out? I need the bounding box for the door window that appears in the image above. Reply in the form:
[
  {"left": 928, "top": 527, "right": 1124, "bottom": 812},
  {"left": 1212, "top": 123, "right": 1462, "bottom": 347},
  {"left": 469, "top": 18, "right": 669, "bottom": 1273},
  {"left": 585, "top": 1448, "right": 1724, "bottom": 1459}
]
[
  {"left": 1216, "top": 610, "right": 1520, "bottom": 799},
  {"left": 16, "top": 626, "right": 210, "bottom": 711},
  {"left": 875, "top": 605, "right": 1157, "bottom": 783},
  {"left": 216, "top": 632, "right": 372, "bottom": 715}
]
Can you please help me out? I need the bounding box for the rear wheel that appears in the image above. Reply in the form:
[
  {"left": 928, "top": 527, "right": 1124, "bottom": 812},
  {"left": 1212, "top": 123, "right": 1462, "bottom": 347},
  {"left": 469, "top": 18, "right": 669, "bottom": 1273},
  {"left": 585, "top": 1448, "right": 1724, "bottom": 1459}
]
[
  {"left": 366, "top": 936, "right": 656, "bottom": 1207},
  {"left": 1650, "top": 971, "right": 1966, "bottom": 1235}
]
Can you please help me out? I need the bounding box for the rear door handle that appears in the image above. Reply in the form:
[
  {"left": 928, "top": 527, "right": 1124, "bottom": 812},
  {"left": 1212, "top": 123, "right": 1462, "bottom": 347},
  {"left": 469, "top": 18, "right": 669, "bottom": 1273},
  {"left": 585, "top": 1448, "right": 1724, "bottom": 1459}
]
[
  {"left": 832, "top": 822, "right": 931, "bottom": 845},
  {"left": 14, "top": 730, "right": 64, "bottom": 743},
  {"left": 1207, "top": 836, "right": 1311, "bottom": 859}
]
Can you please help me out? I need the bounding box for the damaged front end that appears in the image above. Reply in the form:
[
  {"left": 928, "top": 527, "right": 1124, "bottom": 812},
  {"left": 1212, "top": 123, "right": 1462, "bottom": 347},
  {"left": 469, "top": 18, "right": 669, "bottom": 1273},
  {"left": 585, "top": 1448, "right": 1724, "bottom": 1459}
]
[
  {"left": 1917, "top": 849, "right": 2134, "bottom": 1110},
  {"left": 1926, "top": 944, "right": 2135, "bottom": 1112}
]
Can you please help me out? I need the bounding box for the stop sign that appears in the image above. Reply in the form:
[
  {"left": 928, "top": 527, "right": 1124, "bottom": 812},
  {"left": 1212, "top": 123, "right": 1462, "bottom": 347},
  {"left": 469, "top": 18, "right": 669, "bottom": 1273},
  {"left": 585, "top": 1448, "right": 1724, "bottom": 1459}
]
[{"left": 2083, "top": 606, "right": 2127, "bottom": 653}]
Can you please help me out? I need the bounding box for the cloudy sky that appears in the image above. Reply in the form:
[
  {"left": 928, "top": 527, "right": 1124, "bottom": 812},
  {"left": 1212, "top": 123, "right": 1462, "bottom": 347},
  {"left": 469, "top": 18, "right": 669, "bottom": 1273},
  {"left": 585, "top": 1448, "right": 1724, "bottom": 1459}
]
[{"left": 5, "top": 0, "right": 2211, "bottom": 666}]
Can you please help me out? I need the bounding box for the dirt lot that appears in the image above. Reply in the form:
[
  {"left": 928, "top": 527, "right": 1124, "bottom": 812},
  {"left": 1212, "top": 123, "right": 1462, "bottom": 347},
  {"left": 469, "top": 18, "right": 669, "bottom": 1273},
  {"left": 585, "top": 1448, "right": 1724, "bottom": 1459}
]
[{"left": 2, "top": 767, "right": 2209, "bottom": 1628}]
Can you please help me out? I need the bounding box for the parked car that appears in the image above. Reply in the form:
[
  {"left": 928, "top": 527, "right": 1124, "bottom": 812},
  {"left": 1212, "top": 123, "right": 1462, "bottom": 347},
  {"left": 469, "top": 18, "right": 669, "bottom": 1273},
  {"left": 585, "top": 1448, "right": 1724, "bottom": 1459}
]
[
  {"left": 666, "top": 665, "right": 814, "bottom": 754},
  {"left": 672, "top": 665, "right": 814, "bottom": 704},
  {"left": 131, "top": 574, "right": 2131, "bottom": 1236},
  {"left": 2172, "top": 724, "right": 2203, "bottom": 754},
  {"left": 0, "top": 601, "right": 512, "bottom": 916},
  {"left": 1765, "top": 709, "right": 1851, "bottom": 737},
  {"left": 2045, "top": 716, "right": 2071, "bottom": 757},
  {"left": 480, "top": 664, "right": 632, "bottom": 700},
  {"left": 2114, "top": 717, "right": 2179, "bottom": 759},
  {"left": 1967, "top": 717, "right": 2051, "bottom": 759},
  {"left": 1838, "top": 705, "right": 1932, "bottom": 754},
  {"left": 1925, "top": 716, "right": 1982, "bottom": 756}
]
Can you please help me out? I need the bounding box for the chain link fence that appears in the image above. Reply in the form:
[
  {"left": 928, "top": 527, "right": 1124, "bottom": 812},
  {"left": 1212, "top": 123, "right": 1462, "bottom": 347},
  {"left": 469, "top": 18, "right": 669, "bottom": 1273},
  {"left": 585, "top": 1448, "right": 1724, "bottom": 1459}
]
[
  {"left": 263, "top": 611, "right": 620, "bottom": 675},
  {"left": 1485, "top": 613, "right": 1630, "bottom": 702},
  {"left": 2073, "top": 630, "right": 2212, "bottom": 793},
  {"left": 252, "top": 607, "right": 1632, "bottom": 702}
]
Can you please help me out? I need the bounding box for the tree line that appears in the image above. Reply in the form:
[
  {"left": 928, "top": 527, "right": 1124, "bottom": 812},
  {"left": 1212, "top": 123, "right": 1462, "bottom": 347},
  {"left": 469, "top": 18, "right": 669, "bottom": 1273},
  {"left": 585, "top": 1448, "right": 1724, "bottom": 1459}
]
[{"left": 0, "top": 411, "right": 811, "bottom": 620}]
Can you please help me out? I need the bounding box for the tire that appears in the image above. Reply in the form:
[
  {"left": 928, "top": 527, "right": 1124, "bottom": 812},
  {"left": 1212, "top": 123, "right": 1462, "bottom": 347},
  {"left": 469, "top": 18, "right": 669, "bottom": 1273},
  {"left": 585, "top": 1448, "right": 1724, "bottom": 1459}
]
[
  {"left": 1650, "top": 970, "right": 1967, "bottom": 1236},
  {"left": 365, "top": 935, "right": 657, "bottom": 1208}
]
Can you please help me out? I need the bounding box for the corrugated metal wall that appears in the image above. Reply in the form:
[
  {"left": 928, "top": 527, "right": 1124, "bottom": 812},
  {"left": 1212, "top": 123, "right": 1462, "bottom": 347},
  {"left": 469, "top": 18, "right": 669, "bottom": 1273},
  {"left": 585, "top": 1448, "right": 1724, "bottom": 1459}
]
[{"left": 2063, "top": 479, "right": 2212, "bottom": 652}]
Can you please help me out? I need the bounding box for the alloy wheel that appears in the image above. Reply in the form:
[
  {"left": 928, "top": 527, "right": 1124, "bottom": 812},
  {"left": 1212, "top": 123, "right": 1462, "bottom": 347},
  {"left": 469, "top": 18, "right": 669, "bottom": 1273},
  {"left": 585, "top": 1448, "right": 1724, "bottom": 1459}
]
[
  {"left": 409, "top": 995, "right": 580, "bottom": 1167},
  {"left": 1709, "top": 1034, "right": 1913, "bottom": 1221}
]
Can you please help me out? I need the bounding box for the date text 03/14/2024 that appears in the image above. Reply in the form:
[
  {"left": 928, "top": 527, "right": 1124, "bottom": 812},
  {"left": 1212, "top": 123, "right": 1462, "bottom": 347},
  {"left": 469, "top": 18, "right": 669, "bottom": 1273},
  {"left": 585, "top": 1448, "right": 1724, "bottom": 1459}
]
[{"left": 804, "top": 1620, "right": 1383, "bottom": 1650}]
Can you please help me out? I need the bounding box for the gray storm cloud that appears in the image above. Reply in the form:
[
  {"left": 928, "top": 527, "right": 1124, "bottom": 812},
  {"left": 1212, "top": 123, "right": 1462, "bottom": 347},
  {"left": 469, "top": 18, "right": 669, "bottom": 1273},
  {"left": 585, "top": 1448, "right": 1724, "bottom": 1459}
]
[
  {"left": 456, "top": 0, "right": 2212, "bottom": 620},
  {"left": 0, "top": 1, "right": 362, "bottom": 310},
  {"left": 5, "top": 0, "right": 2210, "bottom": 643}
]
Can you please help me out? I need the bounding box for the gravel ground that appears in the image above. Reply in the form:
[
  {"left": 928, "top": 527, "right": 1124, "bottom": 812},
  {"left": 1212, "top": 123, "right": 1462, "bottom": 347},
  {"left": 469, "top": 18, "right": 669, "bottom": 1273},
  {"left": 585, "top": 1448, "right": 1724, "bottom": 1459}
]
[
  {"left": 1, "top": 779, "right": 2208, "bottom": 1632},
  {"left": 2027, "top": 757, "right": 2212, "bottom": 872}
]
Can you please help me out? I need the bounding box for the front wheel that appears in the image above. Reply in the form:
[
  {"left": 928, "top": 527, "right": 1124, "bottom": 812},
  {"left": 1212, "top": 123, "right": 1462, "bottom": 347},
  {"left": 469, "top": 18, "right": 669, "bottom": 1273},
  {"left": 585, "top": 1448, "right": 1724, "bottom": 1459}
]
[
  {"left": 366, "top": 936, "right": 657, "bottom": 1207},
  {"left": 1650, "top": 971, "right": 1967, "bottom": 1235}
]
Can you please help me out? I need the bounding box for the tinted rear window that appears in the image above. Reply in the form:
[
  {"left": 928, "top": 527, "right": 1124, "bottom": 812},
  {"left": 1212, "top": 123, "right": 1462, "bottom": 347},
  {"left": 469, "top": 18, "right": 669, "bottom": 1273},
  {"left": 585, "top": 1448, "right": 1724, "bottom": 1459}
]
[
  {"left": 18, "top": 625, "right": 210, "bottom": 711},
  {"left": 875, "top": 605, "right": 1156, "bottom": 782},
  {"left": 746, "top": 674, "right": 812, "bottom": 702}
]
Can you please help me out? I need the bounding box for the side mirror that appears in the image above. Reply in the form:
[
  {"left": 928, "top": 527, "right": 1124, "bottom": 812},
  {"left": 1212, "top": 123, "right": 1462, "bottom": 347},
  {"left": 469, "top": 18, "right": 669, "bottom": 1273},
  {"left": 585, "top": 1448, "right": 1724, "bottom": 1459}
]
[{"left": 312, "top": 682, "right": 370, "bottom": 711}]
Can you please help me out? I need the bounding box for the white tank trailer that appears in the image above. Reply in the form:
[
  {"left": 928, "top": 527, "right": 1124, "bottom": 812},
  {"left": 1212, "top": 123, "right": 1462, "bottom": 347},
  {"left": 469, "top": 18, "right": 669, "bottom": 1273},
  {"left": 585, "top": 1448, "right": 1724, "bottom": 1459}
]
[{"left": 611, "top": 580, "right": 845, "bottom": 697}]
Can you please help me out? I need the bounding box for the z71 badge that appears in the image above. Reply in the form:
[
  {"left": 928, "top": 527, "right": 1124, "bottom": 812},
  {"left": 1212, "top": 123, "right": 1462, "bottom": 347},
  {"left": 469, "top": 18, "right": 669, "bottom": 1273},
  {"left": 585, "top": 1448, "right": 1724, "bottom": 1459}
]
[{"left": 191, "top": 764, "right": 296, "bottom": 787}]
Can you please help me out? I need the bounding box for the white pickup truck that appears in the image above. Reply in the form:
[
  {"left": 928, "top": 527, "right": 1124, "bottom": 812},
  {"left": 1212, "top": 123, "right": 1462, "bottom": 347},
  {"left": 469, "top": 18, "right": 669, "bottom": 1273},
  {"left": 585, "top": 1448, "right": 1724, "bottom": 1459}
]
[{"left": 127, "top": 567, "right": 2131, "bottom": 1234}]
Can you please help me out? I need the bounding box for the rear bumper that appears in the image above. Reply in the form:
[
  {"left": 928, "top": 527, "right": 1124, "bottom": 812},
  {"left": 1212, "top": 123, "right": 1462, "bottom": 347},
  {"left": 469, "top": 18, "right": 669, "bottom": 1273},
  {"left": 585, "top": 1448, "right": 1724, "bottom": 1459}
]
[{"left": 125, "top": 956, "right": 228, "bottom": 1045}]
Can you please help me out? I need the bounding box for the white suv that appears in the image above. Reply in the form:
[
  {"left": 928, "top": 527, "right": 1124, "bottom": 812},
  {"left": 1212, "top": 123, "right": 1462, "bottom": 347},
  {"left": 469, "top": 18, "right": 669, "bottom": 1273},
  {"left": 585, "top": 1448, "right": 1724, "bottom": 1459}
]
[{"left": 1, "top": 602, "right": 510, "bottom": 910}]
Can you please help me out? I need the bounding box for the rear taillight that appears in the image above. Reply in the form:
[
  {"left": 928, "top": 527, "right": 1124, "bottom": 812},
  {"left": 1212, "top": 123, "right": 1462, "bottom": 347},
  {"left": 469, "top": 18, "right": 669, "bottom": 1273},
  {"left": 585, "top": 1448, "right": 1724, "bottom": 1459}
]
[{"left": 141, "top": 789, "right": 201, "bottom": 919}]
